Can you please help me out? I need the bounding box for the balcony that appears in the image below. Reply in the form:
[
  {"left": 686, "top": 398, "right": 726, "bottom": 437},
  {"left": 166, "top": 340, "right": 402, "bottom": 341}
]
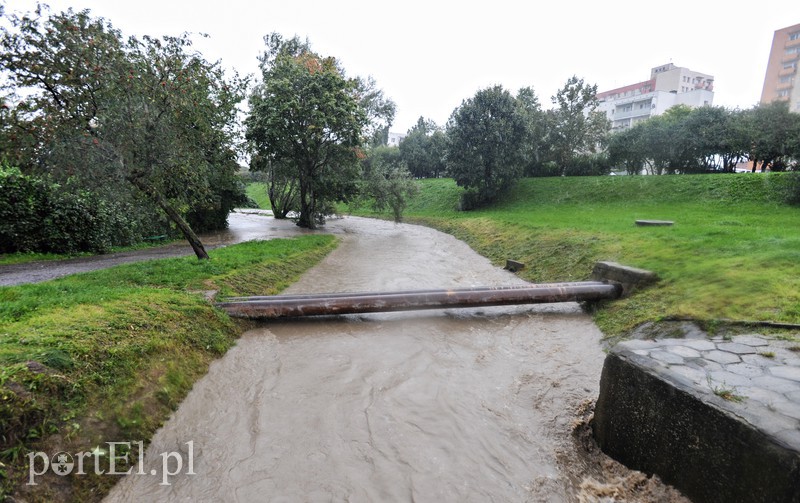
[
  {"left": 612, "top": 109, "right": 652, "bottom": 121},
  {"left": 779, "top": 66, "right": 797, "bottom": 77},
  {"left": 783, "top": 54, "right": 800, "bottom": 65}
]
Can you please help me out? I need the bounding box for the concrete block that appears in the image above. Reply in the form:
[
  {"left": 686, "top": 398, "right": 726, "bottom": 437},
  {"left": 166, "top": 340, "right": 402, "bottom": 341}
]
[
  {"left": 591, "top": 261, "right": 658, "bottom": 296},
  {"left": 593, "top": 348, "right": 800, "bottom": 503},
  {"left": 504, "top": 260, "right": 525, "bottom": 272},
  {"left": 636, "top": 220, "right": 674, "bottom": 226}
]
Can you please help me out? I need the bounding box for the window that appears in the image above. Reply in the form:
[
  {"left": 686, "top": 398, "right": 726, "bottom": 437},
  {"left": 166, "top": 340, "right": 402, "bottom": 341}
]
[
  {"left": 787, "top": 47, "right": 800, "bottom": 55},
  {"left": 790, "top": 32, "right": 800, "bottom": 41},
  {"left": 784, "top": 61, "right": 797, "bottom": 69},
  {"left": 780, "top": 75, "right": 794, "bottom": 83},
  {"left": 777, "top": 89, "right": 791, "bottom": 97}
]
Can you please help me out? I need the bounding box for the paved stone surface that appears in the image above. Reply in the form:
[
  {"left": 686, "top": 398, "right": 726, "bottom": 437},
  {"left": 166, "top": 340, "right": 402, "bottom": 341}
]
[{"left": 614, "top": 334, "right": 800, "bottom": 447}]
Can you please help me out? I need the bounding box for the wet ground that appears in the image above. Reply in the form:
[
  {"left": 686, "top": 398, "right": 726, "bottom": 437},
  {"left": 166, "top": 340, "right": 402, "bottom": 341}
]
[
  {"left": 0, "top": 210, "right": 306, "bottom": 286},
  {"left": 103, "top": 216, "right": 687, "bottom": 502}
]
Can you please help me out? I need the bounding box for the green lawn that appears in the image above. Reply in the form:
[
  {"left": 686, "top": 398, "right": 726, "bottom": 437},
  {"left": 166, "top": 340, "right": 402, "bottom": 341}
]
[
  {"left": 245, "top": 181, "right": 271, "bottom": 210},
  {"left": 367, "top": 174, "right": 800, "bottom": 336},
  {"left": 0, "top": 235, "right": 337, "bottom": 501}
]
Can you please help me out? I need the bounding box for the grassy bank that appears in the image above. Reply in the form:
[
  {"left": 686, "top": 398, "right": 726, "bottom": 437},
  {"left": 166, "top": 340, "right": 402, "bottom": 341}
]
[
  {"left": 0, "top": 235, "right": 337, "bottom": 501},
  {"left": 245, "top": 182, "right": 271, "bottom": 211},
  {"left": 357, "top": 173, "right": 800, "bottom": 337}
]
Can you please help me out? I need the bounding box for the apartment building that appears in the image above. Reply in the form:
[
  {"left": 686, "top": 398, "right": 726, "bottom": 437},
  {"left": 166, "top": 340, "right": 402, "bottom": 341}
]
[
  {"left": 596, "top": 63, "right": 714, "bottom": 131},
  {"left": 760, "top": 22, "right": 800, "bottom": 112},
  {"left": 387, "top": 131, "right": 406, "bottom": 147}
]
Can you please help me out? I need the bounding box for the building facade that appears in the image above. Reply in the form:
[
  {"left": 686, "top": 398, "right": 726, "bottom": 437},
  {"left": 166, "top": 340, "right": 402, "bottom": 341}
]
[
  {"left": 387, "top": 131, "right": 406, "bottom": 147},
  {"left": 760, "top": 23, "right": 800, "bottom": 112},
  {"left": 596, "top": 63, "right": 714, "bottom": 131}
]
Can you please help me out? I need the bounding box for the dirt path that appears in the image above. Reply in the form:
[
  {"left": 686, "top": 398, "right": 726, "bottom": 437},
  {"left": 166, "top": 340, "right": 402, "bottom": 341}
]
[{"left": 104, "top": 217, "right": 686, "bottom": 502}]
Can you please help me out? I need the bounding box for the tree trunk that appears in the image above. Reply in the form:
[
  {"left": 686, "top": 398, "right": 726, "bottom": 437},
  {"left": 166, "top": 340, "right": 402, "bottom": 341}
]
[
  {"left": 128, "top": 175, "right": 209, "bottom": 259},
  {"left": 296, "top": 176, "right": 316, "bottom": 229},
  {"left": 154, "top": 195, "right": 210, "bottom": 259}
]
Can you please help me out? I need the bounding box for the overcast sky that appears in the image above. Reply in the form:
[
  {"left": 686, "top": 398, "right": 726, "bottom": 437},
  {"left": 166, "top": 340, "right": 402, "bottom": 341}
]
[{"left": 6, "top": 0, "right": 799, "bottom": 133}]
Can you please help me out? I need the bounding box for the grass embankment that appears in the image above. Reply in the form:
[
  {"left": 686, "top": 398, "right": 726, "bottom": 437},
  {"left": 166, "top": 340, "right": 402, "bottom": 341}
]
[
  {"left": 245, "top": 181, "right": 271, "bottom": 211},
  {"left": 0, "top": 235, "right": 337, "bottom": 501},
  {"left": 361, "top": 174, "right": 800, "bottom": 337}
]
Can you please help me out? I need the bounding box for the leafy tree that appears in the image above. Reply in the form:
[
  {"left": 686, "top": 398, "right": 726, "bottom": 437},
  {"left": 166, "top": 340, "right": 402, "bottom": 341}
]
[
  {"left": 445, "top": 85, "right": 531, "bottom": 208},
  {"left": 515, "top": 86, "right": 548, "bottom": 176},
  {"left": 607, "top": 124, "right": 647, "bottom": 175},
  {"left": 0, "top": 6, "right": 246, "bottom": 258},
  {"left": 399, "top": 117, "right": 446, "bottom": 178},
  {"left": 741, "top": 101, "right": 800, "bottom": 172},
  {"left": 359, "top": 145, "right": 418, "bottom": 221},
  {"left": 246, "top": 34, "right": 367, "bottom": 229},
  {"left": 356, "top": 75, "right": 396, "bottom": 147},
  {"left": 545, "top": 76, "right": 609, "bottom": 173},
  {"left": 249, "top": 153, "right": 297, "bottom": 218}
]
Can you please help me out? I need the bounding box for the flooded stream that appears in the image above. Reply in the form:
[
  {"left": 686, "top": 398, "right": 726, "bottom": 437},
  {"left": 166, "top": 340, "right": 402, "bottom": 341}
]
[{"left": 105, "top": 216, "right": 686, "bottom": 502}]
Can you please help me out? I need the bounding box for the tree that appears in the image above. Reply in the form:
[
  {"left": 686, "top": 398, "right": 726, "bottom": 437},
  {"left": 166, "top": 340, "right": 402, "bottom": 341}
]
[
  {"left": 607, "top": 124, "right": 647, "bottom": 175},
  {"left": 399, "top": 117, "right": 446, "bottom": 178},
  {"left": 515, "top": 86, "right": 548, "bottom": 175},
  {"left": 741, "top": 101, "right": 800, "bottom": 172},
  {"left": 0, "top": 6, "right": 246, "bottom": 258},
  {"left": 246, "top": 34, "right": 367, "bottom": 229},
  {"left": 545, "top": 76, "right": 609, "bottom": 173},
  {"left": 359, "top": 145, "right": 418, "bottom": 221},
  {"left": 445, "top": 85, "right": 531, "bottom": 208},
  {"left": 356, "top": 75, "right": 396, "bottom": 147}
]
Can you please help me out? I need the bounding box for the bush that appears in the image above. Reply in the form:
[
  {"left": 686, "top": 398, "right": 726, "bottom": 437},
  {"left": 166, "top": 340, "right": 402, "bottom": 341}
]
[
  {"left": 786, "top": 172, "right": 800, "bottom": 206},
  {"left": 527, "top": 161, "right": 561, "bottom": 178},
  {"left": 0, "top": 164, "right": 157, "bottom": 254},
  {"left": 0, "top": 165, "right": 47, "bottom": 253},
  {"left": 563, "top": 153, "right": 612, "bottom": 177}
]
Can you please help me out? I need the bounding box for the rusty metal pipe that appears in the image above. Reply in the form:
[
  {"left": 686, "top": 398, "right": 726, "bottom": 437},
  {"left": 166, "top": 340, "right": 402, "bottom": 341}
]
[
  {"left": 220, "top": 282, "right": 609, "bottom": 303},
  {"left": 215, "top": 282, "right": 622, "bottom": 320}
]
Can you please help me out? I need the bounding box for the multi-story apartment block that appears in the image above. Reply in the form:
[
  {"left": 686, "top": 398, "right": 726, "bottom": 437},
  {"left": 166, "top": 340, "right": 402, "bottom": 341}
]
[
  {"left": 760, "top": 23, "right": 800, "bottom": 112},
  {"left": 596, "top": 63, "right": 714, "bottom": 131}
]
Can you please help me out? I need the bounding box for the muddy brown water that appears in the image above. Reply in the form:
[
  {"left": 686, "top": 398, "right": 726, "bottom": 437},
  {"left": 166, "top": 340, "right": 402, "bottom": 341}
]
[{"left": 104, "top": 216, "right": 687, "bottom": 502}]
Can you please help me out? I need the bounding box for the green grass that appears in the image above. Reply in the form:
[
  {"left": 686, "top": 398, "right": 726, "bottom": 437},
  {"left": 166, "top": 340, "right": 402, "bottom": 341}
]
[
  {"left": 354, "top": 173, "right": 800, "bottom": 336},
  {"left": 245, "top": 181, "right": 271, "bottom": 210},
  {"left": 0, "top": 235, "right": 337, "bottom": 501}
]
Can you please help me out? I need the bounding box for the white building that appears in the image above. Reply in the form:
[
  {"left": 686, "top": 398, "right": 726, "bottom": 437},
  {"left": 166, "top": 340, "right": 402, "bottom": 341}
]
[
  {"left": 387, "top": 132, "right": 406, "bottom": 147},
  {"left": 597, "top": 63, "right": 714, "bottom": 131}
]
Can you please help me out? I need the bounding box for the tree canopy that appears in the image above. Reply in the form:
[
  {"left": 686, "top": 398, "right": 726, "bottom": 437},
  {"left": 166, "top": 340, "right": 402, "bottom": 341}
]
[
  {"left": 246, "top": 33, "right": 405, "bottom": 228},
  {"left": 399, "top": 117, "right": 446, "bottom": 179},
  {"left": 446, "top": 85, "right": 537, "bottom": 208},
  {"left": 0, "top": 5, "right": 247, "bottom": 257},
  {"left": 544, "top": 76, "right": 609, "bottom": 174},
  {"left": 607, "top": 102, "right": 800, "bottom": 174}
]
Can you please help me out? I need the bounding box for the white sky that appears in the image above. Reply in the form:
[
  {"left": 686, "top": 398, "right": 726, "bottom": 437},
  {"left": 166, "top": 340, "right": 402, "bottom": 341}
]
[{"left": 6, "top": 0, "right": 799, "bottom": 133}]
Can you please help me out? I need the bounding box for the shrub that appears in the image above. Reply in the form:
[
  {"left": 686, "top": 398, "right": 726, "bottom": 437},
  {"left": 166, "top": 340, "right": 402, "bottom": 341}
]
[
  {"left": 0, "top": 164, "right": 160, "bottom": 254},
  {"left": 563, "top": 153, "right": 612, "bottom": 177},
  {"left": 786, "top": 172, "right": 800, "bottom": 206}
]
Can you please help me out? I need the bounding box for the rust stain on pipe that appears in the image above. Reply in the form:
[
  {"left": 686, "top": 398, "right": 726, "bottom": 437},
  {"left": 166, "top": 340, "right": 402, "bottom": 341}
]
[{"left": 215, "top": 282, "right": 623, "bottom": 320}]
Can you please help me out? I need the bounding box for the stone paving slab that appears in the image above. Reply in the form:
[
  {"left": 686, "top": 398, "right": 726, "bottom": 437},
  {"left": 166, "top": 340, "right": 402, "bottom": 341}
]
[{"left": 593, "top": 331, "right": 800, "bottom": 503}]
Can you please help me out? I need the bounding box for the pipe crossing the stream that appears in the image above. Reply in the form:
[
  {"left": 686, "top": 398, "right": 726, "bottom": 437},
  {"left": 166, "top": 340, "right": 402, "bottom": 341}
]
[{"left": 215, "top": 281, "right": 623, "bottom": 320}]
